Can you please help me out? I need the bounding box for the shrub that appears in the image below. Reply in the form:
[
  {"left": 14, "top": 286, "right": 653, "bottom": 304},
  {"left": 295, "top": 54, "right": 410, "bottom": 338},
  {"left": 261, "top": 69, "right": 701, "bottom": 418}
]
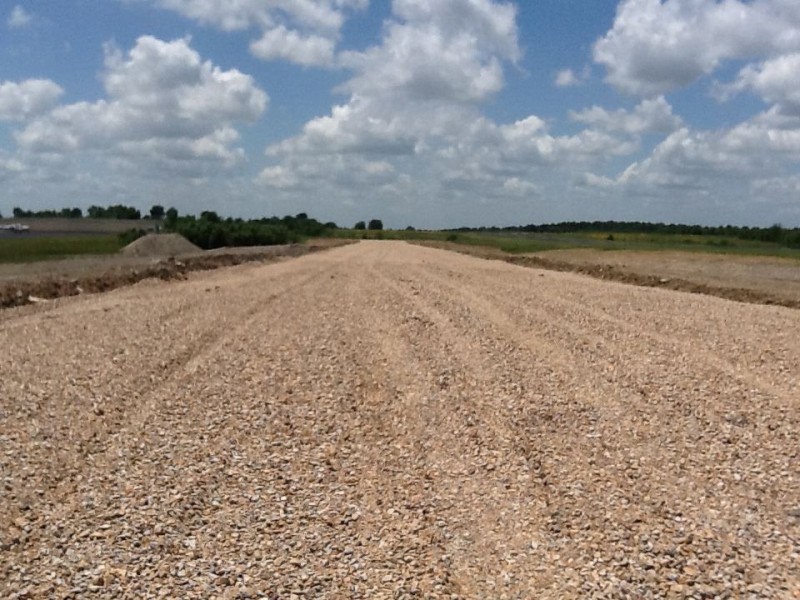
[{"left": 118, "top": 228, "right": 147, "bottom": 245}]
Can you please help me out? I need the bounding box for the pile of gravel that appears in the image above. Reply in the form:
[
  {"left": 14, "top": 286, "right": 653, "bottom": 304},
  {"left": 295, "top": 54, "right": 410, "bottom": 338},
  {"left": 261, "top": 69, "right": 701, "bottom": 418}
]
[{"left": 121, "top": 233, "right": 201, "bottom": 257}]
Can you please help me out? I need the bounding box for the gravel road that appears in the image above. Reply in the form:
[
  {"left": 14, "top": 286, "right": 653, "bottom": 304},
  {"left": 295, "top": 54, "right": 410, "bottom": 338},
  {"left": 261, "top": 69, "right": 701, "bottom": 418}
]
[{"left": 2, "top": 241, "right": 798, "bottom": 599}]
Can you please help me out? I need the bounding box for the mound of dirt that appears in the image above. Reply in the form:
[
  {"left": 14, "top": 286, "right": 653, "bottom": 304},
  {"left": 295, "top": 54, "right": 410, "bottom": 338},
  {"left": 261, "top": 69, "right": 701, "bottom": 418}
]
[{"left": 121, "top": 233, "right": 201, "bottom": 257}]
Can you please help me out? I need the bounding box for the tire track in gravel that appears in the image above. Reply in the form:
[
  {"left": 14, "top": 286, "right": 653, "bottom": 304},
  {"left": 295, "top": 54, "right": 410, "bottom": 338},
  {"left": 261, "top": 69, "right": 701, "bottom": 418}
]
[
  {"left": 416, "top": 253, "right": 800, "bottom": 400},
  {"left": 0, "top": 259, "right": 332, "bottom": 547},
  {"left": 2, "top": 241, "right": 798, "bottom": 599},
  {"left": 383, "top": 246, "right": 799, "bottom": 597}
]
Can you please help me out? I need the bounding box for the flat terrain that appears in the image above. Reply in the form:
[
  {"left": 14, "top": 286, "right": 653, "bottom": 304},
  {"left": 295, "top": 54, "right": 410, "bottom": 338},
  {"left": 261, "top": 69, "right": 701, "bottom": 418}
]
[
  {"left": 534, "top": 249, "right": 800, "bottom": 304},
  {"left": 1, "top": 241, "right": 798, "bottom": 598}
]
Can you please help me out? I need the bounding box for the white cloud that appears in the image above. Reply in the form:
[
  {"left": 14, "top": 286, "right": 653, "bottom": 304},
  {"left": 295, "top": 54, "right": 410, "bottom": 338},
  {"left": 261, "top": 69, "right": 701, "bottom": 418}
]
[
  {"left": 267, "top": 0, "right": 520, "bottom": 157},
  {"left": 554, "top": 69, "right": 579, "bottom": 88},
  {"left": 502, "top": 177, "right": 539, "bottom": 196},
  {"left": 594, "top": 0, "right": 800, "bottom": 96},
  {"left": 150, "top": 0, "right": 368, "bottom": 66},
  {"left": 257, "top": 165, "right": 300, "bottom": 189},
  {"left": 15, "top": 36, "right": 267, "bottom": 174},
  {"left": 554, "top": 66, "right": 589, "bottom": 88},
  {"left": 727, "top": 53, "right": 800, "bottom": 116},
  {"left": 250, "top": 26, "right": 334, "bottom": 67},
  {"left": 0, "top": 80, "right": 64, "bottom": 121},
  {"left": 569, "top": 96, "right": 683, "bottom": 135},
  {"left": 0, "top": 155, "right": 25, "bottom": 181},
  {"left": 7, "top": 5, "right": 33, "bottom": 28},
  {"left": 584, "top": 109, "right": 800, "bottom": 200},
  {"left": 338, "top": 0, "right": 518, "bottom": 104},
  {"left": 259, "top": 0, "right": 654, "bottom": 223}
]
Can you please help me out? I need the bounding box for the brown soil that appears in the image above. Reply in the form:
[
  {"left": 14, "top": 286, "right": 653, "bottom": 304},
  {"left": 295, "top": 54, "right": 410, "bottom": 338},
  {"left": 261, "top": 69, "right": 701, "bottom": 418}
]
[
  {"left": 120, "top": 233, "right": 201, "bottom": 257},
  {"left": 0, "top": 243, "right": 343, "bottom": 309},
  {"left": 1, "top": 241, "right": 798, "bottom": 598},
  {"left": 418, "top": 242, "right": 800, "bottom": 309}
]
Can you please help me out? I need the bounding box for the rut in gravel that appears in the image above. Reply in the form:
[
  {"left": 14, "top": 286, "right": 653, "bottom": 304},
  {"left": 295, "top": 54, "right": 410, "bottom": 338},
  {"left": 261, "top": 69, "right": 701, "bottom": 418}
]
[{"left": 1, "top": 241, "right": 798, "bottom": 599}]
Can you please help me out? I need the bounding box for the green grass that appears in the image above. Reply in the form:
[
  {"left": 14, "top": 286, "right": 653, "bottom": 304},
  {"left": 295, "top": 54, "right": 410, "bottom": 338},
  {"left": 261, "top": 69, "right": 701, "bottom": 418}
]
[
  {"left": 557, "top": 230, "right": 800, "bottom": 257},
  {"left": 4, "top": 228, "right": 799, "bottom": 264},
  {"left": 332, "top": 228, "right": 800, "bottom": 259},
  {"left": 0, "top": 235, "right": 126, "bottom": 263}
]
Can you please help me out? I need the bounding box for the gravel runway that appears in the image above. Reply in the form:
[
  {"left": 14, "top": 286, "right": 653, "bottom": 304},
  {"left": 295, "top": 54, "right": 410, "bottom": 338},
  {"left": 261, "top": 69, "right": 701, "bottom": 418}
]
[{"left": 1, "top": 241, "right": 798, "bottom": 599}]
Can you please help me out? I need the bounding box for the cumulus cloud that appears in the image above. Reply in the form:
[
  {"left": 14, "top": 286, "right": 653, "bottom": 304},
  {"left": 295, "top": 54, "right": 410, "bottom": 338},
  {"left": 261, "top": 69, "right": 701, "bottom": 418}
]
[
  {"left": 150, "top": 0, "right": 368, "bottom": 66},
  {"left": 569, "top": 96, "right": 683, "bottom": 135},
  {"left": 726, "top": 53, "right": 800, "bottom": 116},
  {"left": 594, "top": 0, "right": 800, "bottom": 96},
  {"left": 554, "top": 66, "right": 589, "bottom": 88},
  {"left": 16, "top": 36, "right": 267, "bottom": 174},
  {"left": 581, "top": 108, "right": 800, "bottom": 201},
  {"left": 250, "top": 26, "right": 335, "bottom": 66},
  {"left": 0, "top": 80, "right": 64, "bottom": 121},
  {"left": 338, "top": 0, "right": 519, "bottom": 104},
  {"left": 7, "top": 5, "right": 33, "bottom": 28},
  {"left": 259, "top": 0, "right": 650, "bottom": 219},
  {"left": 265, "top": 0, "right": 519, "bottom": 164}
]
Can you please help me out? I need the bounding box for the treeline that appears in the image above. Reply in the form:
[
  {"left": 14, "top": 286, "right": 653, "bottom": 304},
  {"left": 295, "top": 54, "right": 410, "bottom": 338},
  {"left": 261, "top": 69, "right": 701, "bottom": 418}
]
[
  {"left": 164, "top": 210, "right": 337, "bottom": 250},
  {"left": 12, "top": 207, "right": 84, "bottom": 218},
  {"left": 11, "top": 204, "right": 144, "bottom": 219},
  {"left": 87, "top": 205, "right": 142, "bottom": 219},
  {"left": 452, "top": 221, "right": 800, "bottom": 248},
  {"left": 7, "top": 204, "right": 339, "bottom": 249}
]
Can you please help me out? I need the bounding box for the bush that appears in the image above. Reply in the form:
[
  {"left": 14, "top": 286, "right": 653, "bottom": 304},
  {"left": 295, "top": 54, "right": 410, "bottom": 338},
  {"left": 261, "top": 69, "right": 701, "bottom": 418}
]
[
  {"left": 171, "top": 219, "right": 298, "bottom": 250},
  {"left": 118, "top": 228, "right": 147, "bottom": 245}
]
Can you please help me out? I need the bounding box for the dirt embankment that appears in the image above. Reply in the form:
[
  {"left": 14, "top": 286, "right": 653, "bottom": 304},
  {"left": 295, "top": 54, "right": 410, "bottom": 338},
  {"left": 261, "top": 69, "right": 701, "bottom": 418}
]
[
  {"left": 417, "top": 241, "right": 800, "bottom": 309},
  {"left": 0, "top": 242, "right": 344, "bottom": 309},
  {"left": 1, "top": 241, "right": 798, "bottom": 598}
]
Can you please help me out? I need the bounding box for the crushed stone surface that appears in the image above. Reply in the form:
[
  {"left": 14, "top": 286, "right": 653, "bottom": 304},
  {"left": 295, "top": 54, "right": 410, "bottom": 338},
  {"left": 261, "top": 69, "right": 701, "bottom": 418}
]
[{"left": 1, "top": 240, "right": 798, "bottom": 599}]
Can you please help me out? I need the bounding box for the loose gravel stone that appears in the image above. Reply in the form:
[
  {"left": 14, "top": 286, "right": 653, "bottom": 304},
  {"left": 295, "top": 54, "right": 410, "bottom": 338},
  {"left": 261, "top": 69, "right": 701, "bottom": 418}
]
[{"left": 1, "top": 241, "right": 798, "bottom": 598}]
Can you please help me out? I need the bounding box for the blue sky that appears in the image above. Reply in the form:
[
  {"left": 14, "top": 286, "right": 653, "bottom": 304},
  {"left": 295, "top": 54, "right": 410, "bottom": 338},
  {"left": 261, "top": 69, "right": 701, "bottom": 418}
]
[{"left": 1, "top": 0, "right": 799, "bottom": 228}]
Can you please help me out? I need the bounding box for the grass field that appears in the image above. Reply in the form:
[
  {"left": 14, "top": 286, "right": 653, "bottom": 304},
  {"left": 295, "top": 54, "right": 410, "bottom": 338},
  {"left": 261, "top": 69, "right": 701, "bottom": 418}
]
[
  {"left": 333, "top": 228, "right": 800, "bottom": 259},
  {"left": 0, "top": 235, "right": 126, "bottom": 263},
  {"left": 3, "top": 225, "right": 800, "bottom": 264}
]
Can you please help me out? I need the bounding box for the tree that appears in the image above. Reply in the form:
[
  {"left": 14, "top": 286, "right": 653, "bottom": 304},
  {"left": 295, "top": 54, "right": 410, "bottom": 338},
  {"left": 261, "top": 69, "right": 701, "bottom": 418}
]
[
  {"left": 368, "top": 219, "right": 383, "bottom": 231},
  {"left": 13, "top": 207, "right": 24, "bottom": 218},
  {"left": 150, "top": 204, "right": 165, "bottom": 220},
  {"left": 354, "top": 221, "right": 366, "bottom": 230},
  {"left": 165, "top": 207, "right": 178, "bottom": 229},
  {"left": 200, "top": 210, "right": 221, "bottom": 223}
]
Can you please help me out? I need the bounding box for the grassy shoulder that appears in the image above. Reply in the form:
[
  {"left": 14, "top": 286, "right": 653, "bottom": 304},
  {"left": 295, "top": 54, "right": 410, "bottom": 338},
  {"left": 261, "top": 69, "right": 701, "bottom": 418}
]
[
  {"left": 4, "top": 222, "right": 800, "bottom": 264},
  {"left": 0, "top": 235, "right": 127, "bottom": 264}
]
